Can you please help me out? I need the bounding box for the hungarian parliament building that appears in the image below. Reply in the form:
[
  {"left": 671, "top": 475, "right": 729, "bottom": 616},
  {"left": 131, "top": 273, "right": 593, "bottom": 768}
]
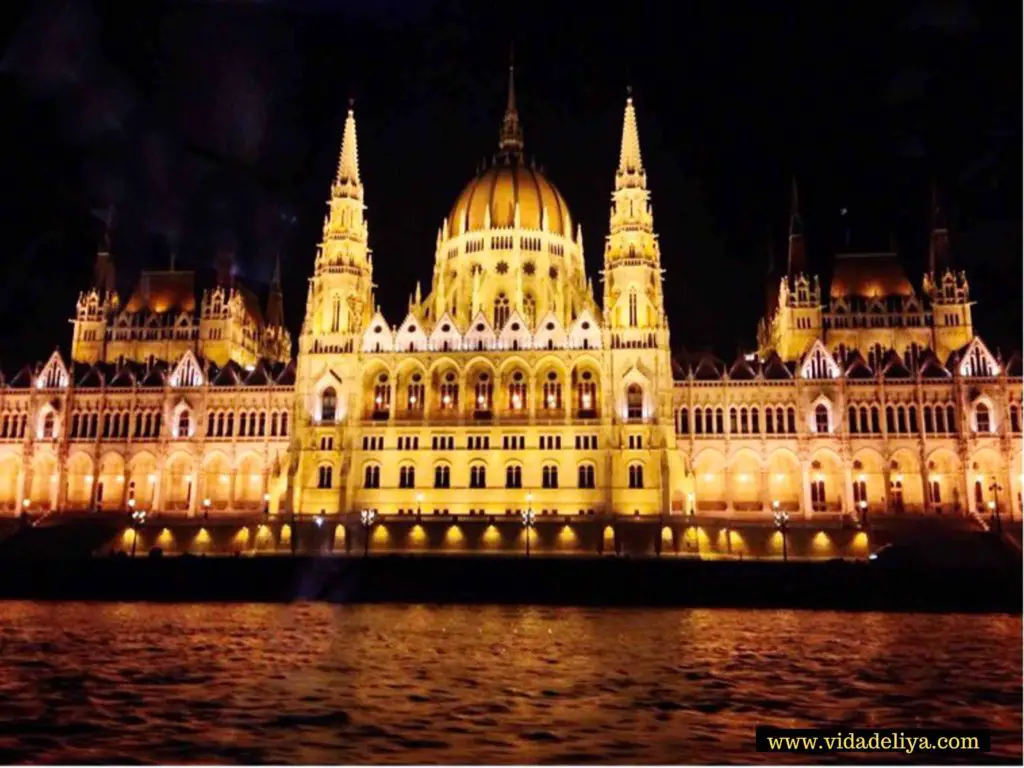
[{"left": 0, "top": 67, "right": 1019, "bottom": 555}]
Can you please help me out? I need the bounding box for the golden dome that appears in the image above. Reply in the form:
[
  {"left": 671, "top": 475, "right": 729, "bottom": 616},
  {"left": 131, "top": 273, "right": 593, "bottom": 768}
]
[{"left": 446, "top": 161, "right": 572, "bottom": 238}]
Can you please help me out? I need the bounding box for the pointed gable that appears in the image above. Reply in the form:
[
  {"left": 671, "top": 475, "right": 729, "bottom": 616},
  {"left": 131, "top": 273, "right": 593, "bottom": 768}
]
[
  {"left": 568, "top": 309, "right": 601, "bottom": 350},
  {"left": 169, "top": 350, "right": 204, "bottom": 388},
  {"left": 274, "top": 359, "right": 296, "bottom": 386},
  {"left": 362, "top": 310, "right": 395, "bottom": 353},
  {"left": 693, "top": 354, "right": 725, "bottom": 381},
  {"left": 8, "top": 365, "right": 34, "bottom": 388},
  {"left": 799, "top": 339, "right": 840, "bottom": 380},
  {"left": 957, "top": 337, "right": 1000, "bottom": 377},
  {"left": 108, "top": 365, "right": 137, "bottom": 388},
  {"left": 533, "top": 312, "right": 567, "bottom": 350},
  {"left": 761, "top": 352, "right": 793, "bottom": 381},
  {"left": 37, "top": 350, "right": 69, "bottom": 389},
  {"left": 394, "top": 312, "right": 428, "bottom": 353},
  {"left": 243, "top": 361, "right": 271, "bottom": 386},
  {"left": 76, "top": 364, "right": 105, "bottom": 388},
  {"left": 212, "top": 362, "right": 242, "bottom": 386},
  {"left": 463, "top": 311, "right": 496, "bottom": 351},
  {"left": 140, "top": 363, "right": 168, "bottom": 387},
  {"left": 728, "top": 355, "right": 757, "bottom": 381},
  {"left": 844, "top": 351, "right": 874, "bottom": 380},
  {"left": 918, "top": 353, "right": 950, "bottom": 379},
  {"left": 882, "top": 353, "right": 912, "bottom": 380},
  {"left": 497, "top": 310, "right": 532, "bottom": 350},
  {"left": 428, "top": 312, "right": 463, "bottom": 352}
]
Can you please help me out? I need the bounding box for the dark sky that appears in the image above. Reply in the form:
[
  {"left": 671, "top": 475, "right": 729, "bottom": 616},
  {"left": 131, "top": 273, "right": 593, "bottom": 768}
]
[{"left": 0, "top": 0, "right": 1019, "bottom": 367}]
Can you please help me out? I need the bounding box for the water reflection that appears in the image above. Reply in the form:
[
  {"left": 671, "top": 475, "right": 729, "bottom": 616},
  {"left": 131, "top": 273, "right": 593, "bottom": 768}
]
[{"left": 0, "top": 603, "right": 1019, "bottom": 763}]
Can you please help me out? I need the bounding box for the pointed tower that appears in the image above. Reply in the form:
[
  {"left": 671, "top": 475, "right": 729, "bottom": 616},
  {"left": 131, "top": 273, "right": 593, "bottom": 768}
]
[
  {"left": 71, "top": 207, "right": 119, "bottom": 363},
  {"left": 758, "top": 178, "right": 823, "bottom": 361},
  {"left": 602, "top": 89, "right": 665, "bottom": 338},
  {"left": 262, "top": 254, "right": 292, "bottom": 362},
  {"left": 924, "top": 184, "right": 972, "bottom": 358},
  {"left": 305, "top": 100, "right": 374, "bottom": 343},
  {"left": 497, "top": 53, "right": 524, "bottom": 160}
]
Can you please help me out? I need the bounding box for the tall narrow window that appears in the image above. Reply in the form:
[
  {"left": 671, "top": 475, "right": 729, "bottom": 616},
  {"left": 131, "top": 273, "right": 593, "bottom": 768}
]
[
  {"left": 975, "top": 403, "right": 991, "bottom": 433},
  {"left": 626, "top": 384, "right": 643, "bottom": 420},
  {"left": 364, "top": 465, "right": 380, "bottom": 489},
  {"left": 505, "top": 465, "right": 522, "bottom": 488},
  {"left": 814, "top": 405, "right": 829, "bottom": 434},
  {"left": 628, "top": 290, "right": 638, "bottom": 327},
  {"left": 331, "top": 295, "right": 342, "bottom": 333},
  {"left": 578, "top": 464, "right": 595, "bottom": 488},
  {"left": 628, "top": 464, "right": 644, "bottom": 489},
  {"left": 321, "top": 388, "right": 337, "bottom": 422},
  {"left": 542, "top": 465, "right": 559, "bottom": 489},
  {"left": 434, "top": 465, "right": 450, "bottom": 488},
  {"left": 318, "top": 465, "right": 333, "bottom": 489}
]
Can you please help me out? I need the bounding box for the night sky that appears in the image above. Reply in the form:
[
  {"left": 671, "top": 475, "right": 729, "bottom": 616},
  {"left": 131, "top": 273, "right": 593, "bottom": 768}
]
[{"left": 0, "top": 0, "right": 1018, "bottom": 368}]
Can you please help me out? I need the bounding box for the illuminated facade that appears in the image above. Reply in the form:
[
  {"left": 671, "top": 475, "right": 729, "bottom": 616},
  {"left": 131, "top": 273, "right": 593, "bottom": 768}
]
[{"left": 0, "top": 68, "right": 1020, "bottom": 552}]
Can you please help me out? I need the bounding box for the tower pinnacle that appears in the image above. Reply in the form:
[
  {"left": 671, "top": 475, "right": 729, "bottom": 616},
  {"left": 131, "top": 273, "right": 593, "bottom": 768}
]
[
  {"left": 266, "top": 253, "right": 284, "bottom": 328},
  {"left": 498, "top": 52, "right": 524, "bottom": 158},
  {"left": 336, "top": 101, "right": 361, "bottom": 187},
  {"left": 617, "top": 90, "right": 644, "bottom": 178}
]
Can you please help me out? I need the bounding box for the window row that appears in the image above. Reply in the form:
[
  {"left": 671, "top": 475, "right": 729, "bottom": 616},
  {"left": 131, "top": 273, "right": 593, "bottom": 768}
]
[
  {"left": 347, "top": 462, "right": 645, "bottom": 490},
  {"left": 677, "top": 406, "right": 798, "bottom": 436},
  {"left": 206, "top": 410, "right": 289, "bottom": 438},
  {"left": 0, "top": 413, "right": 29, "bottom": 439}
]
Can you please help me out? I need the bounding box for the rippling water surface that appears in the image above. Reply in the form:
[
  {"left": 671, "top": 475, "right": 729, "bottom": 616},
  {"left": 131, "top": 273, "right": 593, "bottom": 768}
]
[{"left": 0, "top": 603, "right": 1019, "bottom": 763}]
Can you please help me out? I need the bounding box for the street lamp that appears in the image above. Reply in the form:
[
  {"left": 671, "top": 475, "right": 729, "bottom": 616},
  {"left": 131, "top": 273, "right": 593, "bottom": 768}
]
[
  {"left": 522, "top": 492, "right": 535, "bottom": 558},
  {"left": 360, "top": 508, "right": 377, "bottom": 557},
  {"left": 989, "top": 480, "right": 1003, "bottom": 532},
  {"left": 416, "top": 492, "right": 423, "bottom": 522},
  {"left": 130, "top": 508, "right": 147, "bottom": 557},
  {"left": 773, "top": 502, "right": 790, "bottom": 562},
  {"left": 688, "top": 507, "right": 700, "bottom": 557},
  {"left": 203, "top": 497, "right": 211, "bottom": 521}
]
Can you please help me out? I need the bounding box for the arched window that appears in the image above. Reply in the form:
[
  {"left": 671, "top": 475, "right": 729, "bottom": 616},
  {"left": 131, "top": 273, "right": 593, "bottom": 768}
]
[
  {"left": 494, "top": 293, "right": 510, "bottom": 329},
  {"left": 814, "top": 404, "right": 829, "bottom": 434},
  {"left": 469, "top": 464, "right": 487, "bottom": 489},
  {"left": 399, "top": 465, "right": 416, "bottom": 488},
  {"left": 576, "top": 372, "right": 596, "bottom": 415},
  {"left": 848, "top": 406, "right": 858, "bottom": 433},
  {"left": 975, "top": 403, "right": 991, "bottom": 433},
  {"left": 363, "top": 464, "right": 380, "bottom": 489},
  {"left": 1011, "top": 404, "right": 1021, "bottom": 433},
  {"left": 41, "top": 411, "right": 55, "bottom": 439},
  {"left": 786, "top": 407, "right": 796, "bottom": 434},
  {"left": 317, "top": 465, "right": 333, "bottom": 489},
  {"left": 870, "top": 407, "right": 880, "bottom": 433},
  {"left": 859, "top": 407, "right": 869, "bottom": 434},
  {"left": 751, "top": 407, "right": 760, "bottom": 433},
  {"left": 258, "top": 412, "right": 266, "bottom": 436},
  {"left": 542, "top": 464, "right": 559, "bottom": 489},
  {"left": 716, "top": 408, "right": 725, "bottom": 434},
  {"left": 628, "top": 463, "right": 644, "bottom": 489},
  {"left": 578, "top": 463, "right": 595, "bottom": 488},
  {"left": 730, "top": 408, "right": 738, "bottom": 433},
  {"left": 628, "top": 289, "right": 638, "bottom": 327},
  {"left": 946, "top": 405, "right": 957, "bottom": 434},
  {"left": 542, "top": 371, "right": 562, "bottom": 411},
  {"left": 474, "top": 373, "right": 493, "bottom": 412},
  {"left": 373, "top": 375, "right": 391, "bottom": 415},
  {"left": 626, "top": 384, "right": 644, "bottom": 420},
  {"left": 508, "top": 371, "right": 527, "bottom": 411},
  {"left": 676, "top": 407, "right": 689, "bottom": 434},
  {"left": 885, "top": 406, "right": 896, "bottom": 433},
  {"left": 207, "top": 412, "right": 216, "bottom": 436},
  {"left": 505, "top": 464, "right": 522, "bottom": 489},
  {"left": 439, "top": 373, "right": 458, "bottom": 411},
  {"left": 897, "top": 406, "right": 907, "bottom": 433},
  {"left": 765, "top": 407, "right": 774, "bottom": 434},
  {"left": 321, "top": 387, "right": 337, "bottom": 422},
  {"left": 177, "top": 410, "right": 191, "bottom": 438},
  {"left": 280, "top": 412, "right": 288, "bottom": 436},
  {"left": 433, "top": 464, "right": 450, "bottom": 488},
  {"left": 406, "top": 373, "right": 425, "bottom": 412}
]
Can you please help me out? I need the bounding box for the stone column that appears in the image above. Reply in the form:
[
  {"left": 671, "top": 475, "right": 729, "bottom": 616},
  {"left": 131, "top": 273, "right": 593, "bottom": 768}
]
[
  {"left": 759, "top": 466, "right": 769, "bottom": 511},
  {"left": 723, "top": 465, "right": 733, "bottom": 513},
  {"left": 151, "top": 470, "right": 162, "bottom": 513},
  {"left": 800, "top": 460, "right": 812, "bottom": 520},
  {"left": 842, "top": 464, "right": 854, "bottom": 516}
]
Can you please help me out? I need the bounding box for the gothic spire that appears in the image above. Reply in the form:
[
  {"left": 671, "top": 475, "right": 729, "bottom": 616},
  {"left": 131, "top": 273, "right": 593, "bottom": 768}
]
[
  {"left": 336, "top": 99, "right": 361, "bottom": 187},
  {"left": 265, "top": 253, "right": 284, "bottom": 328},
  {"left": 929, "top": 181, "right": 950, "bottom": 273},
  {"left": 787, "top": 177, "right": 806, "bottom": 274},
  {"left": 618, "top": 87, "right": 643, "bottom": 176},
  {"left": 497, "top": 50, "right": 524, "bottom": 158}
]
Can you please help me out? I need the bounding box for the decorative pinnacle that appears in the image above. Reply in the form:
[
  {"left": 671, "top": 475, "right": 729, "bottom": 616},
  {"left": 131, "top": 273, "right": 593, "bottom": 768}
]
[
  {"left": 498, "top": 49, "right": 524, "bottom": 157},
  {"left": 336, "top": 100, "right": 360, "bottom": 185},
  {"left": 617, "top": 90, "right": 643, "bottom": 175}
]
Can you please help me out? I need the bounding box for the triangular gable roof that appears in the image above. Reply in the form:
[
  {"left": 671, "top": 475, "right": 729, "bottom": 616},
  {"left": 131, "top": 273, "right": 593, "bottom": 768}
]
[
  {"left": 8, "top": 365, "right": 35, "bottom": 388},
  {"left": 533, "top": 311, "right": 567, "bottom": 350},
  {"left": 727, "top": 356, "right": 757, "bottom": 381},
  {"left": 37, "top": 350, "right": 70, "bottom": 389},
  {"left": 761, "top": 352, "right": 793, "bottom": 380},
  {"left": 693, "top": 354, "right": 725, "bottom": 381},
  {"left": 918, "top": 354, "right": 951, "bottom": 379},
  {"left": 362, "top": 310, "right": 395, "bottom": 353},
  {"left": 956, "top": 336, "right": 1000, "bottom": 377},
  {"left": 76, "top": 364, "right": 105, "bottom": 388},
  {"left": 244, "top": 361, "right": 271, "bottom": 386},
  {"left": 568, "top": 308, "right": 601, "bottom": 349},
  {"left": 799, "top": 339, "right": 841, "bottom": 379},
  {"left": 844, "top": 351, "right": 874, "bottom": 380},
  {"left": 169, "top": 350, "right": 205, "bottom": 388},
  {"left": 274, "top": 359, "right": 296, "bottom": 386},
  {"left": 882, "top": 354, "right": 913, "bottom": 379},
  {"left": 212, "top": 362, "right": 242, "bottom": 386},
  {"left": 428, "top": 312, "right": 463, "bottom": 351},
  {"left": 108, "top": 366, "right": 137, "bottom": 387},
  {"left": 497, "top": 310, "right": 532, "bottom": 348},
  {"left": 463, "top": 311, "right": 496, "bottom": 350},
  {"left": 394, "top": 312, "right": 428, "bottom": 352}
]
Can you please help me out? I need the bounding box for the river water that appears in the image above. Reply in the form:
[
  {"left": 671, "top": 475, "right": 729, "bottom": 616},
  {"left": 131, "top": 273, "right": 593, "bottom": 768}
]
[{"left": 0, "top": 603, "right": 1019, "bottom": 763}]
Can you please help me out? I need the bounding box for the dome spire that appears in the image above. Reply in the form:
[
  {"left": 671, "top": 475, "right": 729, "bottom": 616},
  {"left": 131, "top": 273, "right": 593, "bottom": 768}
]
[
  {"left": 617, "top": 87, "right": 643, "bottom": 177},
  {"left": 498, "top": 47, "right": 524, "bottom": 159}
]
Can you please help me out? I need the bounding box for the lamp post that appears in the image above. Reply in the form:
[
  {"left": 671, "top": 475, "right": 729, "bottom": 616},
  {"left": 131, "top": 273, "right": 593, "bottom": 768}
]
[
  {"left": 130, "top": 507, "right": 147, "bottom": 557},
  {"left": 857, "top": 499, "right": 867, "bottom": 527},
  {"left": 360, "top": 508, "right": 377, "bottom": 557},
  {"left": 522, "top": 493, "right": 535, "bottom": 558},
  {"left": 773, "top": 502, "right": 789, "bottom": 562},
  {"left": 416, "top": 492, "right": 423, "bottom": 522},
  {"left": 202, "top": 497, "right": 211, "bottom": 520}
]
